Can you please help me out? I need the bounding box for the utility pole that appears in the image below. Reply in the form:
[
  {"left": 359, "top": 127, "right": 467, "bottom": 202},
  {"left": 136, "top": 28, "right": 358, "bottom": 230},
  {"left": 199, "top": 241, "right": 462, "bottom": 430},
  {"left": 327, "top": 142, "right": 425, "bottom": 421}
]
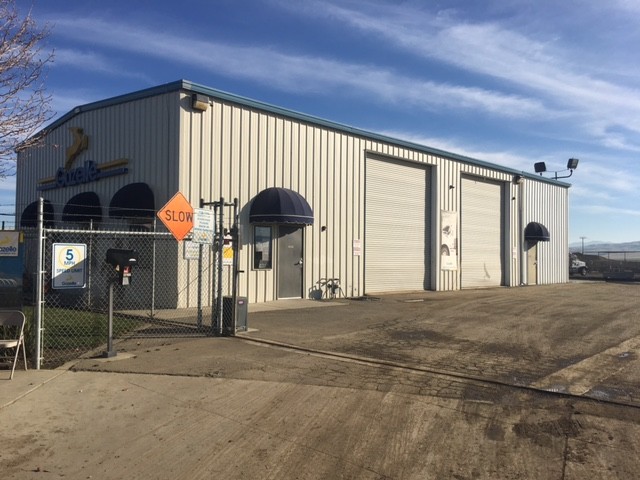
[{"left": 580, "top": 236, "right": 587, "bottom": 255}]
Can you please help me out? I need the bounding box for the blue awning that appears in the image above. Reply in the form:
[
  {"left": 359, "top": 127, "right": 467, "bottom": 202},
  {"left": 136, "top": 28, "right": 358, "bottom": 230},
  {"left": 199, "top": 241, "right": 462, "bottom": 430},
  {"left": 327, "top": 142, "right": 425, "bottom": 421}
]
[
  {"left": 249, "top": 187, "right": 314, "bottom": 224},
  {"left": 63, "top": 192, "right": 102, "bottom": 224},
  {"left": 21, "top": 200, "right": 55, "bottom": 228},
  {"left": 109, "top": 183, "right": 155, "bottom": 219},
  {"left": 525, "top": 222, "right": 550, "bottom": 242}
]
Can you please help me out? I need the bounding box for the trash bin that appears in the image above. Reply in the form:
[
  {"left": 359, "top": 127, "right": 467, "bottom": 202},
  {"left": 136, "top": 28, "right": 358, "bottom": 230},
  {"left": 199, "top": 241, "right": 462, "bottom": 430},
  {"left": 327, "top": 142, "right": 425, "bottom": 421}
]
[{"left": 222, "top": 296, "right": 248, "bottom": 333}]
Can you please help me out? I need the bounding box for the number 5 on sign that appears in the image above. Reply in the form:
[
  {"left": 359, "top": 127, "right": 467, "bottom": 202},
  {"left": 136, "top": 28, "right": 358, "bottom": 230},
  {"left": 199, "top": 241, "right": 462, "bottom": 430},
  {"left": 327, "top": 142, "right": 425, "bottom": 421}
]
[{"left": 52, "top": 243, "right": 87, "bottom": 289}]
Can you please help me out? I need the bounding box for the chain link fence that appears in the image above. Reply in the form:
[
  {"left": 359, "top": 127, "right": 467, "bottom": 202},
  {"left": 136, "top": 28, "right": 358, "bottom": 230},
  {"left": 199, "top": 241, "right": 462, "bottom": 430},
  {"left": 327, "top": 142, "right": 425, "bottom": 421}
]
[
  {"left": 573, "top": 251, "right": 640, "bottom": 280},
  {"left": 18, "top": 200, "right": 242, "bottom": 368}
]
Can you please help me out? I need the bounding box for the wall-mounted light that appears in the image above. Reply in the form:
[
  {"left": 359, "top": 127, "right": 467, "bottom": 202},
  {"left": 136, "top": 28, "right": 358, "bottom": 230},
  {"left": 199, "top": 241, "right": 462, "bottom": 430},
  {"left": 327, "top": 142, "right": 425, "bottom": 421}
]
[
  {"left": 321, "top": 226, "right": 327, "bottom": 232},
  {"left": 514, "top": 174, "right": 524, "bottom": 184},
  {"left": 449, "top": 185, "right": 455, "bottom": 189},
  {"left": 191, "top": 93, "right": 209, "bottom": 111}
]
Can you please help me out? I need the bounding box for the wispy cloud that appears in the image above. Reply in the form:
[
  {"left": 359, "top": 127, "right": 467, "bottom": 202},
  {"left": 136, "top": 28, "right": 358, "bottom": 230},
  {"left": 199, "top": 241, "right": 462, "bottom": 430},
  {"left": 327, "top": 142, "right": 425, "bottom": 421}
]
[
  {"left": 608, "top": 0, "right": 640, "bottom": 15},
  {"left": 377, "top": 129, "right": 531, "bottom": 171},
  {"left": 54, "top": 48, "right": 121, "bottom": 74},
  {"left": 294, "top": 1, "right": 640, "bottom": 151},
  {"left": 45, "top": 16, "right": 550, "bottom": 120},
  {"left": 570, "top": 162, "right": 640, "bottom": 196},
  {"left": 378, "top": 128, "right": 640, "bottom": 206},
  {"left": 49, "top": 89, "right": 103, "bottom": 118},
  {"left": 0, "top": 177, "right": 16, "bottom": 194},
  {"left": 574, "top": 204, "right": 640, "bottom": 217},
  {"left": 53, "top": 48, "right": 152, "bottom": 82}
]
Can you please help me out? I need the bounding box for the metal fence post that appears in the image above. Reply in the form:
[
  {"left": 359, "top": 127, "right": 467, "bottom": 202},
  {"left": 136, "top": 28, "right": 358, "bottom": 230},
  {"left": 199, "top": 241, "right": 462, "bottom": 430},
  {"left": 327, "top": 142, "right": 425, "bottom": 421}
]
[
  {"left": 88, "top": 220, "right": 93, "bottom": 309},
  {"left": 217, "top": 197, "right": 225, "bottom": 336},
  {"left": 211, "top": 204, "right": 218, "bottom": 332},
  {"left": 197, "top": 199, "right": 204, "bottom": 329},
  {"left": 231, "top": 197, "right": 239, "bottom": 334},
  {"left": 151, "top": 217, "right": 157, "bottom": 318},
  {"left": 104, "top": 282, "right": 116, "bottom": 358},
  {"left": 35, "top": 197, "right": 44, "bottom": 369}
]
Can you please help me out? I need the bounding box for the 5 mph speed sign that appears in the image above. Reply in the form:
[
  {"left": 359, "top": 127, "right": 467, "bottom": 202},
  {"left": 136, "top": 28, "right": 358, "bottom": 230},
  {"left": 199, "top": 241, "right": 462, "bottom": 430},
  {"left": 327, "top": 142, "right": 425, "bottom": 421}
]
[{"left": 52, "top": 243, "right": 87, "bottom": 289}]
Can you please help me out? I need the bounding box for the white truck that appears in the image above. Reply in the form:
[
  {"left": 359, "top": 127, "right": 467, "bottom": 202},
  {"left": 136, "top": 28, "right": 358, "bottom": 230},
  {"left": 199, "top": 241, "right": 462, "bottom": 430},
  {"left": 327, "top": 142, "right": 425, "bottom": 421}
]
[{"left": 569, "top": 254, "right": 588, "bottom": 276}]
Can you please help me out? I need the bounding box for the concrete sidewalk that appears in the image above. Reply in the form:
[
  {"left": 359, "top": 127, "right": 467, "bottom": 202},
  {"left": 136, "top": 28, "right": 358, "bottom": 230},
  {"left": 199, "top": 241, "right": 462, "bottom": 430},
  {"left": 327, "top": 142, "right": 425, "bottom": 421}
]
[
  {"left": 0, "top": 368, "right": 69, "bottom": 409},
  {"left": 0, "top": 299, "right": 343, "bottom": 410}
]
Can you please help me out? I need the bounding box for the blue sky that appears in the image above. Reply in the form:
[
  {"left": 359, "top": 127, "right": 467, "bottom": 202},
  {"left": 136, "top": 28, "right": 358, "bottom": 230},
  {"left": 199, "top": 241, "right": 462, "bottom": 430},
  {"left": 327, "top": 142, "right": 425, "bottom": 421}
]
[{"left": 5, "top": 0, "right": 640, "bottom": 244}]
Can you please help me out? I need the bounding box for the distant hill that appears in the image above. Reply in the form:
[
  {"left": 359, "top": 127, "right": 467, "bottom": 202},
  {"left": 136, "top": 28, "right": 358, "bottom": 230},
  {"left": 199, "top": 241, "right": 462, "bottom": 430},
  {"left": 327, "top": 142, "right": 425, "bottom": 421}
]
[{"left": 569, "top": 240, "right": 640, "bottom": 252}]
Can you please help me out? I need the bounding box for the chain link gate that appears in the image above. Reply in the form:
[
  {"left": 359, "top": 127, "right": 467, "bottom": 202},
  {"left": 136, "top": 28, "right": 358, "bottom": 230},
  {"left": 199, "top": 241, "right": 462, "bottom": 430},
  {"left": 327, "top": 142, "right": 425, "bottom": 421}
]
[
  {"left": 201, "top": 197, "right": 244, "bottom": 337},
  {"left": 22, "top": 197, "right": 243, "bottom": 368}
]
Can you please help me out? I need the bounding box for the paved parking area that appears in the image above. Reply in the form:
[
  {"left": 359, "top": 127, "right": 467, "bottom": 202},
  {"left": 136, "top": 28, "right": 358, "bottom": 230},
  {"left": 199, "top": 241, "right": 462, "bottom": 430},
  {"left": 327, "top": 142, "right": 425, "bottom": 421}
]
[
  {"left": 240, "top": 282, "right": 640, "bottom": 406},
  {"left": 1, "top": 282, "right": 639, "bottom": 479}
]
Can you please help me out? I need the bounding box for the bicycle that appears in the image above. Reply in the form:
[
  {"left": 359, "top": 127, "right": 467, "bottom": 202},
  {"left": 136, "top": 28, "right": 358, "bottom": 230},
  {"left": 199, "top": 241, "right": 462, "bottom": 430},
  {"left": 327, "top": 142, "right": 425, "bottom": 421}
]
[{"left": 318, "top": 278, "right": 344, "bottom": 299}]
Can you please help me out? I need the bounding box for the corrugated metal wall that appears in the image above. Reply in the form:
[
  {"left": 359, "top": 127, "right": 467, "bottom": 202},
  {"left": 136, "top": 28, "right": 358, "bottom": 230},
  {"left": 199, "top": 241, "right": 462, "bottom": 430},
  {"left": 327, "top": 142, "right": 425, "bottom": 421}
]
[
  {"left": 15, "top": 92, "right": 195, "bottom": 308},
  {"left": 521, "top": 179, "right": 569, "bottom": 284},
  {"left": 434, "top": 165, "right": 518, "bottom": 291},
  {"left": 16, "top": 87, "right": 570, "bottom": 307},
  {"left": 178, "top": 91, "right": 562, "bottom": 303},
  {"left": 16, "top": 92, "right": 180, "bottom": 223},
  {"left": 179, "top": 94, "right": 369, "bottom": 303}
]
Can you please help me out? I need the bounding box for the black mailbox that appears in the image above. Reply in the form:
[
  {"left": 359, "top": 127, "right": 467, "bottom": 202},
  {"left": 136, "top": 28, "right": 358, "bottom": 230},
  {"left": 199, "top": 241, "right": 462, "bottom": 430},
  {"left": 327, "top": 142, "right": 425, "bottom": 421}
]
[{"left": 106, "top": 249, "right": 138, "bottom": 285}]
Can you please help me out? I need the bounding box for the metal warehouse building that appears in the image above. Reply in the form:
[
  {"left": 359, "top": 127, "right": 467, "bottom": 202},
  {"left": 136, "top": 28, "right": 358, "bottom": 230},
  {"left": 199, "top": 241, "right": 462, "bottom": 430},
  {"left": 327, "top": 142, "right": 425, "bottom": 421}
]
[{"left": 16, "top": 80, "right": 570, "bottom": 305}]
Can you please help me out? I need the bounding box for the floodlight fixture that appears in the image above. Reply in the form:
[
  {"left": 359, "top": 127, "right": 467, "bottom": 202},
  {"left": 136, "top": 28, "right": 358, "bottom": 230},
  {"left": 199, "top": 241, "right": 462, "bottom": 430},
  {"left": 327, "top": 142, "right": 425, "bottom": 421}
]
[
  {"left": 567, "top": 158, "right": 579, "bottom": 170},
  {"left": 533, "top": 158, "right": 579, "bottom": 180},
  {"left": 534, "top": 162, "right": 547, "bottom": 174}
]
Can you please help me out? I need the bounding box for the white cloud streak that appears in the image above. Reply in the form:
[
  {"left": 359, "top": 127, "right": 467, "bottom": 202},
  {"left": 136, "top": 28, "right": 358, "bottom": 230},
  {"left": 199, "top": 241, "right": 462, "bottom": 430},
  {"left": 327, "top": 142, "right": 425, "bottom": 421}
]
[
  {"left": 299, "top": 0, "right": 640, "bottom": 151},
  {"left": 376, "top": 129, "right": 531, "bottom": 171},
  {"left": 574, "top": 204, "right": 640, "bottom": 217},
  {"left": 379, "top": 129, "right": 640, "bottom": 206},
  {"left": 45, "top": 16, "right": 548, "bottom": 120},
  {"left": 53, "top": 48, "right": 152, "bottom": 82}
]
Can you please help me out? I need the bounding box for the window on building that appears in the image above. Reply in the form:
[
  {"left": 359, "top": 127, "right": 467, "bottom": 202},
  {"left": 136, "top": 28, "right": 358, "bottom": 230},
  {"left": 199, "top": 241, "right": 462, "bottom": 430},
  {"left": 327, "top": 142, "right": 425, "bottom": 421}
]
[{"left": 253, "top": 226, "right": 272, "bottom": 269}]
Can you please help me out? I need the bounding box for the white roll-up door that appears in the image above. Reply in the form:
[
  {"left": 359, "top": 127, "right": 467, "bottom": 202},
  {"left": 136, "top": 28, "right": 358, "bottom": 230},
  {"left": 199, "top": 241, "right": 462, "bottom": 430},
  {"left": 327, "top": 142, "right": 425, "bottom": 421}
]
[
  {"left": 365, "top": 157, "right": 430, "bottom": 293},
  {"left": 461, "top": 177, "right": 504, "bottom": 288}
]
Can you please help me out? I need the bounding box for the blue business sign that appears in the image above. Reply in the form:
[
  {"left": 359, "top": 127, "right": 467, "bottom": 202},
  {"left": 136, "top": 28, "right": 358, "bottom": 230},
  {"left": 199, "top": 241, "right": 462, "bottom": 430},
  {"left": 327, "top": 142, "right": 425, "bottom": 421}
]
[{"left": 0, "top": 231, "right": 24, "bottom": 308}]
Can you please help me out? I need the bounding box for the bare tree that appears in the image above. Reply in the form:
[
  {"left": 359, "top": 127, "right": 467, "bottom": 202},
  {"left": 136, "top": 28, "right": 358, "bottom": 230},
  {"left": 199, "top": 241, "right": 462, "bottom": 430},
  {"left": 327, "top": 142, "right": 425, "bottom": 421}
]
[{"left": 0, "top": 0, "right": 54, "bottom": 177}]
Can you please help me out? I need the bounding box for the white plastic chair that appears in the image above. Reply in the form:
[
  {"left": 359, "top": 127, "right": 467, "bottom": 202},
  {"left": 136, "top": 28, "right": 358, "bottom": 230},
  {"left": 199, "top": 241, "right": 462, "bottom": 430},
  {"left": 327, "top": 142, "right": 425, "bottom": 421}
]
[{"left": 0, "top": 310, "right": 28, "bottom": 380}]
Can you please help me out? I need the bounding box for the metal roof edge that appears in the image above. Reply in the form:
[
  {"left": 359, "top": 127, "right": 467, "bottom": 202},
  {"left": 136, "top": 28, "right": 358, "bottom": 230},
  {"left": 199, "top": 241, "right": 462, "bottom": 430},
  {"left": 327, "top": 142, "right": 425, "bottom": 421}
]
[
  {"left": 31, "top": 80, "right": 187, "bottom": 137},
  {"left": 28, "top": 79, "right": 572, "bottom": 187},
  {"left": 183, "top": 81, "right": 571, "bottom": 188}
]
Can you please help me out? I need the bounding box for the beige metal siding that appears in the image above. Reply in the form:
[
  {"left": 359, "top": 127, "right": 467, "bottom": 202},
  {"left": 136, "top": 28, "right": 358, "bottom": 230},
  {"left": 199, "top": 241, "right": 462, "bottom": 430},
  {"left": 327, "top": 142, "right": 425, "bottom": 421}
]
[
  {"left": 16, "top": 92, "right": 187, "bottom": 305},
  {"left": 365, "top": 157, "right": 430, "bottom": 293},
  {"left": 175, "top": 99, "right": 534, "bottom": 302},
  {"left": 65, "top": 89, "right": 566, "bottom": 305},
  {"left": 522, "top": 180, "right": 569, "bottom": 284},
  {"left": 461, "top": 176, "right": 505, "bottom": 288},
  {"left": 16, "top": 92, "right": 181, "bottom": 225},
  {"left": 435, "top": 160, "right": 460, "bottom": 291},
  {"left": 16, "top": 86, "right": 572, "bottom": 307},
  {"left": 180, "top": 95, "right": 370, "bottom": 304}
]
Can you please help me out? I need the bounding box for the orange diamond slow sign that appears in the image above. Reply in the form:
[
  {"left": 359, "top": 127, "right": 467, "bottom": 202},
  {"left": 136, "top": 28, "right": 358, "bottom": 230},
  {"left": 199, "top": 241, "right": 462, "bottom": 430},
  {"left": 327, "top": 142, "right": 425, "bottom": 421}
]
[{"left": 157, "top": 192, "right": 194, "bottom": 241}]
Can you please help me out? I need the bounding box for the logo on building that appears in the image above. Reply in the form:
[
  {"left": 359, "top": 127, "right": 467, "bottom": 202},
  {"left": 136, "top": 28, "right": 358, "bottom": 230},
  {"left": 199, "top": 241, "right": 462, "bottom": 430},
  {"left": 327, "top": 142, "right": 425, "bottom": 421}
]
[
  {"left": 65, "top": 127, "right": 89, "bottom": 170},
  {"left": 38, "top": 127, "right": 130, "bottom": 191}
]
